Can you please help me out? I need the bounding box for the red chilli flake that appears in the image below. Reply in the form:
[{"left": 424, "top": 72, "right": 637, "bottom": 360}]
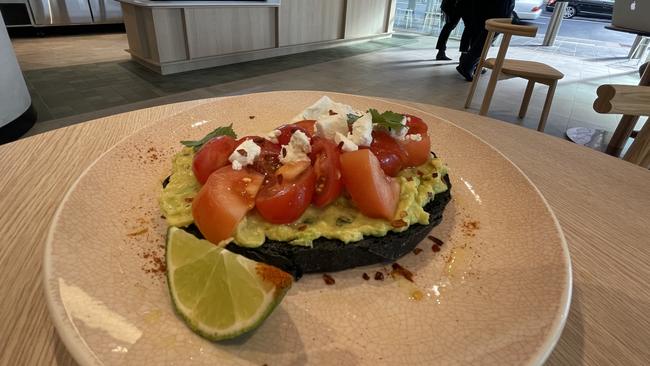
[
  {"left": 374, "top": 272, "right": 385, "bottom": 281},
  {"left": 237, "top": 149, "right": 248, "bottom": 157},
  {"left": 362, "top": 273, "right": 370, "bottom": 280},
  {"left": 328, "top": 109, "right": 338, "bottom": 115},
  {"left": 431, "top": 245, "right": 441, "bottom": 252},
  {"left": 428, "top": 235, "right": 444, "bottom": 246},
  {"left": 391, "top": 263, "right": 414, "bottom": 282},
  {"left": 323, "top": 274, "right": 336, "bottom": 285}
]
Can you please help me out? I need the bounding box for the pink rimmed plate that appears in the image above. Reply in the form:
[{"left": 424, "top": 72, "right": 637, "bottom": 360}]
[{"left": 44, "top": 91, "right": 571, "bottom": 365}]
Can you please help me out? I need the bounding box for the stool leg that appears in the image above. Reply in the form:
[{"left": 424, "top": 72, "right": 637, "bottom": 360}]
[
  {"left": 519, "top": 80, "right": 535, "bottom": 119},
  {"left": 538, "top": 81, "right": 557, "bottom": 132},
  {"left": 623, "top": 117, "right": 650, "bottom": 168},
  {"left": 628, "top": 35, "right": 642, "bottom": 59}
]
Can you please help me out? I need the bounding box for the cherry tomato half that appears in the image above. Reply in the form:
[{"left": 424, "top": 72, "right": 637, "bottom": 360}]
[
  {"left": 192, "top": 136, "right": 237, "bottom": 185},
  {"left": 404, "top": 114, "right": 428, "bottom": 135},
  {"left": 310, "top": 137, "right": 343, "bottom": 207},
  {"left": 236, "top": 136, "right": 282, "bottom": 177},
  {"left": 401, "top": 115, "right": 431, "bottom": 167},
  {"left": 369, "top": 131, "right": 407, "bottom": 177},
  {"left": 255, "top": 167, "right": 316, "bottom": 224},
  {"left": 276, "top": 120, "right": 316, "bottom": 145}
]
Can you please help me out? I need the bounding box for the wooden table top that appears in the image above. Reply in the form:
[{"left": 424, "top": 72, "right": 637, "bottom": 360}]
[{"left": 1, "top": 94, "right": 648, "bottom": 365}]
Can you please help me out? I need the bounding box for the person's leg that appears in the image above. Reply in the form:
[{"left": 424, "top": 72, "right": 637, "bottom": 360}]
[
  {"left": 459, "top": 23, "right": 471, "bottom": 53},
  {"left": 436, "top": 14, "right": 461, "bottom": 60},
  {"left": 457, "top": 22, "right": 488, "bottom": 81}
]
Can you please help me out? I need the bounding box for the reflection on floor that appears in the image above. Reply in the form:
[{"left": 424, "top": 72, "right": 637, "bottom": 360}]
[{"left": 11, "top": 31, "right": 645, "bottom": 146}]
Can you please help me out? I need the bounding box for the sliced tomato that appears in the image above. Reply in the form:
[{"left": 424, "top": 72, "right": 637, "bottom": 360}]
[
  {"left": 339, "top": 149, "right": 399, "bottom": 221},
  {"left": 310, "top": 137, "right": 343, "bottom": 207},
  {"left": 192, "top": 167, "right": 264, "bottom": 244},
  {"left": 255, "top": 167, "right": 316, "bottom": 224},
  {"left": 369, "top": 131, "right": 407, "bottom": 177},
  {"left": 276, "top": 120, "right": 316, "bottom": 145},
  {"left": 192, "top": 136, "right": 237, "bottom": 185}
]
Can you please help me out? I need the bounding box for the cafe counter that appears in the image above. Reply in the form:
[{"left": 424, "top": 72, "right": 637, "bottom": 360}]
[{"left": 117, "top": 0, "right": 397, "bottom": 74}]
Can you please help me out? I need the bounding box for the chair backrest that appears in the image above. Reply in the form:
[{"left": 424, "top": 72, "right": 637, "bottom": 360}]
[
  {"left": 593, "top": 84, "right": 650, "bottom": 168},
  {"left": 485, "top": 18, "right": 538, "bottom": 38},
  {"left": 474, "top": 18, "right": 539, "bottom": 86}
]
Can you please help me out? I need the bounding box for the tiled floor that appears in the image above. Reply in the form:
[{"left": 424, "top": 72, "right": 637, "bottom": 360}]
[{"left": 11, "top": 30, "right": 646, "bottom": 147}]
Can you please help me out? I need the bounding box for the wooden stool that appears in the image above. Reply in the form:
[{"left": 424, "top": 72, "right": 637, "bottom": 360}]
[{"left": 465, "top": 18, "right": 565, "bottom": 132}]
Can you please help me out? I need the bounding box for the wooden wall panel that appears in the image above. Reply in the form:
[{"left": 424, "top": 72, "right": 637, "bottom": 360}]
[
  {"left": 184, "top": 7, "right": 276, "bottom": 59},
  {"left": 152, "top": 8, "right": 188, "bottom": 63},
  {"left": 344, "top": 0, "right": 391, "bottom": 39},
  {"left": 278, "top": 0, "right": 345, "bottom": 46}
]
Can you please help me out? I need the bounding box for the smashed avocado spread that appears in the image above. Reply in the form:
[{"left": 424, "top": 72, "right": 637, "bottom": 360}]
[{"left": 160, "top": 148, "right": 449, "bottom": 247}]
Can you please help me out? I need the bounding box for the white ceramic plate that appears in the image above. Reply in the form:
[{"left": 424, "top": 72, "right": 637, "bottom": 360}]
[{"left": 44, "top": 91, "right": 571, "bottom": 365}]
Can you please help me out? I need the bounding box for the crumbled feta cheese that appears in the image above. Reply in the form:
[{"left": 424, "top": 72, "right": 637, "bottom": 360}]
[
  {"left": 348, "top": 113, "right": 373, "bottom": 147},
  {"left": 266, "top": 129, "right": 281, "bottom": 144},
  {"left": 315, "top": 114, "right": 349, "bottom": 140},
  {"left": 229, "top": 140, "right": 261, "bottom": 170},
  {"left": 280, "top": 130, "right": 312, "bottom": 164},
  {"left": 405, "top": 133, "right": 422, "bottom": 141},
  {"left": 334, "top": 132, "right": 358, "bottom": 152},
  {"left": 291, "top": 96, "right": 361, "bottom": 122},
  {"left": 389, "top": 116, "right": 409, "bottom": 140}
]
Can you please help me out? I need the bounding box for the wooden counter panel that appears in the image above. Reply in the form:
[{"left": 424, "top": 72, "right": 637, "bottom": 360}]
[
  {"left": 184, "top": 7, "right": 276, "bottom": 59},
  {"left": 345, "top": 0, "right": 391, "bottom": 38},
  {"left": 278, "top": 0, "right": 345, "bottom": 46},
  {"left": 121, "top": 4, "right": 156, "bottom": 61},
  {"left": 152, "top": 8, "right": 188, "bottom": 63}
]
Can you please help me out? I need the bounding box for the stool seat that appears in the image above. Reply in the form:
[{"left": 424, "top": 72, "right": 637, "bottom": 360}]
[{"left": 484, "top": 59, "right": 564, "bottom": 81}]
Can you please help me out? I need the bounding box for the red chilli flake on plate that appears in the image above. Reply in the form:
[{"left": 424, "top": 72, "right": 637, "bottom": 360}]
[
  {"left": 362, "top": 273, "right": 370, "bottom": 280},
  {"left": 428, "top": 235, "right": 444, "bottom": 246},
  {"left": 374, "top": 272, "right": 385, "bottom": 281},
  {"left": 391, "top": 263, "right": 414, "bottom": 282},
  {"left": 322, "top": 274, "right": 336, "bottom": 285}
]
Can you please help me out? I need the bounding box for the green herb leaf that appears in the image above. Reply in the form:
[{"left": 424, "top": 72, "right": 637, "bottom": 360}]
[
  {"left": 368, "top": 109, "right": 405, "bottom": 131},
  {"left": 347, "top": 113, "right": 362, "bottom": 124},
  {"left": 180, "top": 124, "right": 238, "bottom": 151}
]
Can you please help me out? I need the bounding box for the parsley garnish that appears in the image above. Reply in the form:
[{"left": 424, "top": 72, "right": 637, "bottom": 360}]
[
  {"left": 368, "top": 109, "right": 405, "bottom": 131},
  {"left": 180, "top": 124, "right": 237, "bottom": 151}
]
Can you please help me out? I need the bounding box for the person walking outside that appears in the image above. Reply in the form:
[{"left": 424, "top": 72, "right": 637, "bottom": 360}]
[
  {"left": 435, "top": 0, "right": 471, "bottom": 60},
  {"left": 456, "top": 0, "right": 514, "bottom": 81}
]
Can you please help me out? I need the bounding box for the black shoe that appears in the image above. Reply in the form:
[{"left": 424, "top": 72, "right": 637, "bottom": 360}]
[
  {"left": 436, "top": 51, "right": 452, "bottom": 61},
  {"left": 456, "top": 65, "right": 473, "bottom": 82}
]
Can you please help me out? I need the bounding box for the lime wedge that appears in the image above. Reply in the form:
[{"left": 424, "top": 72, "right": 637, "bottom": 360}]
[{"left": 166, "top": 227, "right": 292, "bottom": 340}]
